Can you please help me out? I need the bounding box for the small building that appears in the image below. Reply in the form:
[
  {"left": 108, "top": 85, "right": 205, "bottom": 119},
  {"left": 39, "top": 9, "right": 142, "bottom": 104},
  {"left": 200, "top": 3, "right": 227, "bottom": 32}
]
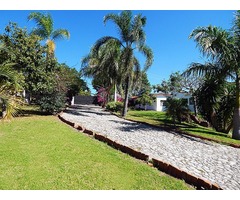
[
  {"left": 135, "top": 92, "right": 194, "bottom": 112},
  {"left": 135, "top": 93, "right": 171, "bottom": 111}
]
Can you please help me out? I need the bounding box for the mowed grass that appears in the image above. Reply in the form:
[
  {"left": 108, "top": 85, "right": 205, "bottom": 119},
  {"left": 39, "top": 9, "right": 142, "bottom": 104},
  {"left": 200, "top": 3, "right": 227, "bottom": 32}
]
[
  {"left": 0, "top": 116, "right": 192, "bottom": 190},
  {"left": 126, "top": 110, "right": 240, "bottom": 146}
]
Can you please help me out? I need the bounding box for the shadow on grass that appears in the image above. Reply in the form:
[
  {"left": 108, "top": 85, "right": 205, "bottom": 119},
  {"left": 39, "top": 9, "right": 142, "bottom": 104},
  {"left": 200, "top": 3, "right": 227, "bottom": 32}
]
[
  {"left": 183, "top": 128, "right": 228, "bottom": 138},
  {"left": 18, "top": 109, "right": 51, "bottom": 117}
]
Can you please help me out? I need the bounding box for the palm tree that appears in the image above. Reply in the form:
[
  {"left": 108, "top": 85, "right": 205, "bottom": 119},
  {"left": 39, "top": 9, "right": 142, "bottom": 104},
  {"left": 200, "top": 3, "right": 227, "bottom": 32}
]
[
  {"left": 81, "top": 39, "right": 122, "bottom": 106},
  {"left": 183, "top": 11, "right": 240, "bottom": 140},
  {"left": 28, "top": 12, "right": 70, "bottom": 58},
  {"left": 0, "top": 63, "right": 23, "bottom": 119},
  {"left": 92, "top": 11, "right": 153, "bottom": 117},
  {"left": 165, "top": 98, "right": 190, "bottom": 125}
]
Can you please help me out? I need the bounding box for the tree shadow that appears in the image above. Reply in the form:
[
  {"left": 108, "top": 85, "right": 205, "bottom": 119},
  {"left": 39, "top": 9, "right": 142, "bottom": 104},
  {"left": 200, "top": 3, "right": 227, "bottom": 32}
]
[
  {"left": 67, "top": 105, "right": 111, "bottom": 116},
  {"left": 109, "top": 119, "right": 213, "bottom": 146},
  {"left": 183, "top": 128, "right": 228, "bottom": 138},
  {"left": 17, "top": 109, "right": 51, "bottom": 117},
  {"left": 64, "top": 109, "right": 89, "bottom": 117}
]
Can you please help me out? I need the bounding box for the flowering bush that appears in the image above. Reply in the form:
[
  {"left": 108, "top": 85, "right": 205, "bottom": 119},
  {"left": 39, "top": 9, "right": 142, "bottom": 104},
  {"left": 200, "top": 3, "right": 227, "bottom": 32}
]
[{"left": 97, "top": 87, "right": 108, "bottom": 107}]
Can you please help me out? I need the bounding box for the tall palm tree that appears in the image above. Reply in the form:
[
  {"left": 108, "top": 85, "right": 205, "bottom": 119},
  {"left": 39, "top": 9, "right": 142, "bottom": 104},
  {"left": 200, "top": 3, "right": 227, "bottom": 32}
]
[
  {"left": 28, "top": 12, "right": 70, "bottom": 58},
  {"left": 81, "top": 39, "right": 122, "bottom": 106},
  {"left": 92, "top": 11, "right": 153, "bottom": 117},
  {"left": 183, "top": 11, "right": 240, "bottom": 140}
]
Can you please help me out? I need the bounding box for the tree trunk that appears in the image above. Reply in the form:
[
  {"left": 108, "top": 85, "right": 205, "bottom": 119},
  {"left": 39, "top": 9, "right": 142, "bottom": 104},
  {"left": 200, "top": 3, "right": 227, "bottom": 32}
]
[
  {"left": 2, "top": 102, "right": 6, "bottom": 119},
  {"left": 233, "top": 74, "right": 240, "bottom": 140},
  {"left": 122, "top": 76, "right": 130, "bottom": 117},
  {"left": 193, "top": 95, "right": 198, "bottom": 116},
  {"left": 114, "top": 83, "right": 117, "bottom": 102}
]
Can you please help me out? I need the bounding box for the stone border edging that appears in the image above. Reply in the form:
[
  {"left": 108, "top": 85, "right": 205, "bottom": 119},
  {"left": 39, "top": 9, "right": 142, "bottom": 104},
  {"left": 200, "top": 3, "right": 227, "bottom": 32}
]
[
  {"left": 152, "top": 158, "right": 221, "bottom": 190},
  {"left": 58, "top": 113, "right": 222, "bottom": 190},
  {"left": 111, "top": 113, "right": 240, "bottom": 149}
]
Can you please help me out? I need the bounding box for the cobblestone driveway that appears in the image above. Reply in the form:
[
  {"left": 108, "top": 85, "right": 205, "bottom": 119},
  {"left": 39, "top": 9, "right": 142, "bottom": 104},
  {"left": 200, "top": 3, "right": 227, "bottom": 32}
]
[{"left": 61, "top": 105, "right": 240, "bottom": 190}]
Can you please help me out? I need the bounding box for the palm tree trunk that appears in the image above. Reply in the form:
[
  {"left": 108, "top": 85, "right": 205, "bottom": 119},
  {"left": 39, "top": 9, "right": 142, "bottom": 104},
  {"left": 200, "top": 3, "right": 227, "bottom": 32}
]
[
  {"left": 1, "top": 101, "right": 6, "bottom": 119},
  {"left": 193, "top": 95, "right": 198, "bottom": 116},
  {"left": 114, "top": 83, "right": 117, "bottom": 102},
  {"left": 122, "top": 76, "right": 130, "bottom": 117},
  {"left": 233, "top": 74, "right": 240, "bottom": 140}
]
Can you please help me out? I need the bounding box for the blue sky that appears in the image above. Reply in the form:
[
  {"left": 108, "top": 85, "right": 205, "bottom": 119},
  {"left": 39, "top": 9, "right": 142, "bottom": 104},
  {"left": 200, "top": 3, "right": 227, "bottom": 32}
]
[{"left": 0, "top": 10, "right": 237, "bottom": 93}]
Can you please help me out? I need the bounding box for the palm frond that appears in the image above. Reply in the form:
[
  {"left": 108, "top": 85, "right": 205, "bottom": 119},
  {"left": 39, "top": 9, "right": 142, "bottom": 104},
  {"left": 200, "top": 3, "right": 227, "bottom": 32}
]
[
  {"left": 182, "top": 62, "right": 219, "bottom": 78},
  {"left": 52, "top": 29, "right": 70, "bottom": 41},
  {"left": 189, "top": 26, "right": 231, "bottom": 60},
  {"left": 140, "top": 45, "right": 154, "bottom": 71},
  {"left": 28, "top": 12, "right": 53, "bottom": 39},
  {"left": 93, "top": 36, "right": 121, "bottom": 53},
  {"left": 104, "top": 11, "right": 132, "bottom": 43}
]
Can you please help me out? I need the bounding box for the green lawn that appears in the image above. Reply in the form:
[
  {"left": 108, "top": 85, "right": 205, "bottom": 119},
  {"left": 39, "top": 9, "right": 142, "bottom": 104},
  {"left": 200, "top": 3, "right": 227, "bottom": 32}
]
[
  {"left": 126, "top": 110, "right": 240, "bottom": 146},
  {"left": 0, "top": 116, "right": 192, "bottom": 190}
]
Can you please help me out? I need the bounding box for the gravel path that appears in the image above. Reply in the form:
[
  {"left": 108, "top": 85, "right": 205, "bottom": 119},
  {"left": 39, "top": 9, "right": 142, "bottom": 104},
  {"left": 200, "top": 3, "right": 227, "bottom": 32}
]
[{"left": 62, "top": 104, "right": 240, "bottom": 190}]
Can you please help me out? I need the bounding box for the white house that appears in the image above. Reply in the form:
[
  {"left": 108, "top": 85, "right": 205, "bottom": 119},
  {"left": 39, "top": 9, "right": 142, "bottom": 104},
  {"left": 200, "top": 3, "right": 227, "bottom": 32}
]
[
  {"left": 136, "top": 92, "right": 194, "bottom": 112},
  {"left": 135, "top": 93, "right": 171, "bottom": 111}
]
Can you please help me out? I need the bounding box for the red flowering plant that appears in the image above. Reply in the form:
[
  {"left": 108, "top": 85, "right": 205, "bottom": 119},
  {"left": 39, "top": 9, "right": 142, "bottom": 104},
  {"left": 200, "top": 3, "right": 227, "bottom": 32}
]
[{"left": 97, "top": 87, "right": 108, "bottom": 107}]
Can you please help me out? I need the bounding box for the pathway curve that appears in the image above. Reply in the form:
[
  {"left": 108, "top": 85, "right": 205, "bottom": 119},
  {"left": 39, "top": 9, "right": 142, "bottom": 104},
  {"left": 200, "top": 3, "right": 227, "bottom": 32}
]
[{"left": 62, "top": 105, "right": 240, "bottom": 190}]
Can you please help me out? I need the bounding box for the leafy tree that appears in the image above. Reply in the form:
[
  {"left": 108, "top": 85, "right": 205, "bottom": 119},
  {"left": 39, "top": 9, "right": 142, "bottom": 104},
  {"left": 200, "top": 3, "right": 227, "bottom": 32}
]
[
  {"left": 131, "top": 71, "right": 152, "bottom": 96},
  {"left": 136, "top": 90, "right": 155, "bottom": 110},
  {"left": 184, "top": 11, "right": 240, "bottom": 139},
  {"left": 165, "top": 98, "right": 190, "bottom": 125},
  {"left": 91, "top": 11, "right": 153, "bottom": 117},
  {"left": 81, "top": 39, "right": 122, "bottom": 104},
  {"left": 0, "top": 22, "right": 48, "bottom": 99},
  {"left": 57, "top": 63, "right": 90, "bottom": 103},
  {"left": 28, "top": 12, "right": 70, "bottom": 59},
  {"left": 153, "top": 72, "right": 183, "bottom": 94},
  {"left": 194, "top": 77, "right": 235, "bottom": 133}
]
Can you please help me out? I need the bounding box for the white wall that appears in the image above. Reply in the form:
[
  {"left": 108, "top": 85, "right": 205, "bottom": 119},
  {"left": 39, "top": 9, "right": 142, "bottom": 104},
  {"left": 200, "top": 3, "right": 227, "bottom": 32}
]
[{"left": 155, "top": 96, "right": 168, "bottom": 111}]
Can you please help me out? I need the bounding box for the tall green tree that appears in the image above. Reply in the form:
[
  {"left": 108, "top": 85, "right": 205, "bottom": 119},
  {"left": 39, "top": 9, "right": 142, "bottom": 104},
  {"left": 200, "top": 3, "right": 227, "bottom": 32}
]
[
  {"left": 194, "top": 77, "right": 235, "bottom": 133},
  {"left": 28, "top": 12, "right": 70, "bottom": 58},
  {"left": 92, "top": 11, "right": 153, "bottom": 117},
  {"left": 81, "top": 39, "right": 122, "bottom": 105},
  {"left": 183, "top": 11, "right": 240, "bottom": 139},
  {"left": 0, "top": 22, "right": 47, "bottom": 97},
  {"left": 131, "top": 71, "right": 152, "bottom": 96}
]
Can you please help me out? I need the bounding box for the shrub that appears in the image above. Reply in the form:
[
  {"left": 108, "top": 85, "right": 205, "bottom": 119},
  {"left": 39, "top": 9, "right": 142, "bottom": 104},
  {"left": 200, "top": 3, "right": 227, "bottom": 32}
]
[
  {"left": 106, "top": 101, "right": 124, "bottom": 112},
  {"left": 165, "top": 98, "right": 189, "bottom": 124},
  {"left": 37, "top": 91, "right": 65, "bottom": 114}
]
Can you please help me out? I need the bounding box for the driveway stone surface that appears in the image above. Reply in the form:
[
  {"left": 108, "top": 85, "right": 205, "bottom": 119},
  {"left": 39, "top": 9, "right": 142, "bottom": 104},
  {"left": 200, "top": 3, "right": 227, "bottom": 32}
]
[{"left": 62, "top": 105, "right": 240, "bottom": 190}]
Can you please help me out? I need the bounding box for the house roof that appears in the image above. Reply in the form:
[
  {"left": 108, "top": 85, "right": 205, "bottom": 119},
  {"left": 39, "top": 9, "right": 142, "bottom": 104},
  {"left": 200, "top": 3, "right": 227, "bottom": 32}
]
[
  {"left": 130, "top": 93, "right": 171, "bottom": 99},
  {"left": 152, "top": 93, "right": 172, "bottom": 97}
]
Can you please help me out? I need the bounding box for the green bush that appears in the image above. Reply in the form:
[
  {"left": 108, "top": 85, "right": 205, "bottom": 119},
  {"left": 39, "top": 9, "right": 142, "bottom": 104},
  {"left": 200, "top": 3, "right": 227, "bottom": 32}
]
[
  {"left": 165, "top": 98, "right": 189, "bottom": 124},
  {"left": 37, "top": 91, "right": 66, "bottom": 114},
  {"left": 106, "top": 101, "right": 124, "bottom": 112}
]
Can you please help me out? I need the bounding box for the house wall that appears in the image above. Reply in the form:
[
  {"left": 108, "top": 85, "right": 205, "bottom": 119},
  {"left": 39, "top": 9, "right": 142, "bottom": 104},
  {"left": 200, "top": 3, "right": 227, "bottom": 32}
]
[
  {"left": 155, "top": 96, "right": 167, "bottom": 111},
  {"left": 135, "top": 92, "right": 195, "bottom": 112},
  {"left": 135, "top": 95, "right": 167, "bottom": 111}
]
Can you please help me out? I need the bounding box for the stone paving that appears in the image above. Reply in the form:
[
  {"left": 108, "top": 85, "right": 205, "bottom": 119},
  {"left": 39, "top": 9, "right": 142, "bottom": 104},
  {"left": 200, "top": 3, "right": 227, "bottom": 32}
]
[{"left": 61, "top": 105, "right": 240, "bottom": 190}]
